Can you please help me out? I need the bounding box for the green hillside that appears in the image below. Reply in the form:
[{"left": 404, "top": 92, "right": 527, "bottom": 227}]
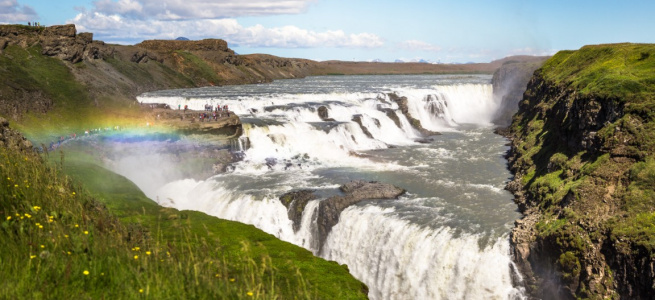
[{"left": 508, "top": 43, "right": 655, "bottom": 299}]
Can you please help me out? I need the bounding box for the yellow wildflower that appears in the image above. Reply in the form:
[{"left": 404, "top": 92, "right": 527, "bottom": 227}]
[
  {"left": 67, "top": 251, "right": 71, "bottom": 255},
  {"left": 134, "top": 255, "right": 138, "bottom": 260},
  {"left": 139, "top": 289, "right": 144, "bottom": 293},
  {"left": 30, "top": 255, "right": 36, "bottom": 259},
  {"left": 83, "top": 270, "right": 89, "bottom": 276},
  {"left": 74, "top": 224, "right": 79, "bottom": 228},
  {"left": 33, "top": 206, "right": 41, "bottom": 211},
  {"left": 229, "top": 278, "right": 235, "bottom": 282},
  {"left": 24, "top": 213, "right": 31, "bottom": 218},
  {"left": 146, "top": 251, "right": 151, "bottom": 256},
  {"left": 40, "top": 245, "right": 45, "bottom": 248},
  {"left": 64, "top": 235, "right": 69, "bottom": 238},
  {"left": 6, "top": 216, "right": 10, "bottom": 221},
  {"left": 72, "top": 192, "right": 76, "bottom": 195},
  {"left": 84, "top": 231, "right": 89, "bottom": 235},
  {"left": 247, "top": 292, "right": 254, "bottom": 297},
  {"left": 38, "top": 225, "right": 43, "bottom": 229},
  {"left": 14, "top": 184, "right": 18, "bottom": 187}
]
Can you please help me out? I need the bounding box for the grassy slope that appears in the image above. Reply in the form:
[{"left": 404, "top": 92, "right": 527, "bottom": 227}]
[
  {"left": 0, "top": 45, "right": 149, "bottom": 144},
  {"left": 509, "top": 43, "right": 655, "bottom": 296},
  {"left": 1, "top": 42, "right": 367, "bottom": 298},
  {"left": 0, "top": 142, "right": 367, "bottom": 299}
]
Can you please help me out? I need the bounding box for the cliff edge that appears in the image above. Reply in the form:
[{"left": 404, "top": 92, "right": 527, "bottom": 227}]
[{"left": 506, "top": 43, "right": 655, "bottom": 299}]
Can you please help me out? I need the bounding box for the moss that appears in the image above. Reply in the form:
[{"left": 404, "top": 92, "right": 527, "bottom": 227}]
[
  {"left": 173, "top": 51, "right": 223, "bottom": 85},
  {"left": 558, "top": 251, "right": 581, "bottom": 280},
  {"left": 540, "top": 44, "right": 655, "bottom": 102}
]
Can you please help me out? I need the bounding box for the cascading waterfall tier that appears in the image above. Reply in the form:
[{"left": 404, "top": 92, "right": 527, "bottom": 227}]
[{"left": 119, "top": 75, "right": 524, "bottom": 299}]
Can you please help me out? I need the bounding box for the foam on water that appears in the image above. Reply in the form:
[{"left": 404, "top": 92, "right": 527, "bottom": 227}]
[{"left": 116, "top": 75, "right": 525, "bottom": 299}]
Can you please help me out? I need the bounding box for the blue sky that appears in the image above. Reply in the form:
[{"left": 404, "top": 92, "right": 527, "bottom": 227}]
[{"left": 3, "top": 0, "right": 654, "bottom": 63}]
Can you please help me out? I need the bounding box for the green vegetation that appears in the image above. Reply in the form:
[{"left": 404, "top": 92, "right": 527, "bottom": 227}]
[
  {"left": 509, "top": 43, "right": 655, "bottom": 297},
  {"left": 540, "top": 43, "right": 655, "bottom": 102},
  {"left": 0, "top": 45, "right": 143, "bottom": 144},
  {"left": 0, "top": 140, "right": 367, "bottom": 299},
  {"left": 173, "top": 51, "right": 223, "bottom": 85}
]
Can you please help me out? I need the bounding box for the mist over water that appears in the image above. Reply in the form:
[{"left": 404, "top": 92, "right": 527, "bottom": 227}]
[{"left": 113, "top": 74, "right": 525, "bottom": 299}]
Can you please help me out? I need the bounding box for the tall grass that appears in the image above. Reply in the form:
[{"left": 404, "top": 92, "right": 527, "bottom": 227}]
[{"left": 0, "top": 144, "right": 365, "bottom": 299}]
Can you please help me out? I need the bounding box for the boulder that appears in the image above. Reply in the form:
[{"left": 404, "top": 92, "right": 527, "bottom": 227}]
[
  {"left": 387, "top": 93, "right": 440, "bottom": 136},
  {"left": 318, "top": 106, "right": 335, "bottom": 121},
  {"left": 0, "top": 117, "right": 33, "bottom": 151},
  {"left": 316, "top": 180, "right": 405, "bottom": 252},
  {"left": 279, "top": 190, "right": 317, "bottom": 232}
]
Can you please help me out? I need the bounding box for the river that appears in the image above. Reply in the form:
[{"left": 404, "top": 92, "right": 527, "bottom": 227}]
[{"left": 118, "top": 74, "right": 525, "bottom": 299}]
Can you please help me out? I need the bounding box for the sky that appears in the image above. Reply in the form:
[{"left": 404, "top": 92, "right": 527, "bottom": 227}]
[{"left": 2, "top": 0, "right": 654, "bottom": 63}]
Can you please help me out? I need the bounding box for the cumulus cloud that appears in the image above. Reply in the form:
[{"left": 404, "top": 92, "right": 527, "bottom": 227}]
[
  {"left": 398, "top": 40, "right": 442, "bottom": 52},
  {"left": 71, "top": 11, "right": 384, "bottom": 49},
  {"left": 90, "top": 0, "right": 314, "bottom": 20},
  {"left": 0, "top": 0, "right": 38, "bottom": 23}
]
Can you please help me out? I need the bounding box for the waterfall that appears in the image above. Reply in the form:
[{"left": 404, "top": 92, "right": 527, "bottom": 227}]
[{"left": 117, "top": 76, "right": 524, "bottom": 299}]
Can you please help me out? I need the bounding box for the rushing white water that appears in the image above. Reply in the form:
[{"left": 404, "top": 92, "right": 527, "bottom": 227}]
[{"left": 110, "top": 75, "right": 525, "bottom": 299}]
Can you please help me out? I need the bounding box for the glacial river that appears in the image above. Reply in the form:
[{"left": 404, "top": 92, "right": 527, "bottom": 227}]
[{"left": 117, "top": 74, "right": 524, "bottom": 299}]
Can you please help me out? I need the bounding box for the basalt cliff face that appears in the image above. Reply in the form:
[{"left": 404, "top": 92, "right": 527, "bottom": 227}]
[
  {"left": 491, "top": 57, "right": 548, "bottom": 126},
  {"left": 506, "top": 43, "right": 655, "bottom": 299}
]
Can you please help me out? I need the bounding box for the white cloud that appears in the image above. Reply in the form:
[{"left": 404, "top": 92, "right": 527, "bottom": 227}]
[
  {"left": 70, "top": 12, "right": 384, "bottom": 49},
  {"left": 91, "top": 0, "right": 314, "bottom": 20},
  {"left": 0, "top": 0, "right": 38, "bottom": 23},
  {"left": 398, "top": 40, "right": 442, "bottom": 52}
]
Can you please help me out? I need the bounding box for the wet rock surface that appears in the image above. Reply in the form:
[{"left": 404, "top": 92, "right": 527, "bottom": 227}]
[
  {"left": 279, "top": 180, "right": 406, "bottom": 253},
  {"left": 387, "top": 93, "right": 440, "bottom": 136}
]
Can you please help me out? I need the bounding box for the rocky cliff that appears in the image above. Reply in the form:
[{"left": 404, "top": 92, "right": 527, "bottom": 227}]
[
  {"left": 491, "top": 57, "right": 548, "bottom": 126},
  {"left": 506, "top": 43, "right": 655, "bottom": 299},
  {"left": 279, "top": 180, "right": 406, "bottom": 252}
]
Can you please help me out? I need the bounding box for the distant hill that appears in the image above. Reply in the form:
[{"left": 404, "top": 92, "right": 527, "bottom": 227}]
[{"left": 175, "top": 37, "right": 189, "bottom": 41}]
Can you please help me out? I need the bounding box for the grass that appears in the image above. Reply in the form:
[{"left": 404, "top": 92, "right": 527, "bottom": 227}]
[
  {"left": 0, "top": 45, "right": 148, "bottom": 144},
  {"left": 173, "top": 51, "right": 223, "bottom": 85},
  {"left": 540, "top": 43, "right": 655, "bottom": 102},
  {"left": 508, "top": 43, "right": 655, "bottom": 297},
  {"left": 0, "top": 140, "right": 367, "bottom": 299}
]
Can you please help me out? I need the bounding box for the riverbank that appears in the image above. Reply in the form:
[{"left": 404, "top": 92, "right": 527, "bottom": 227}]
[
  {"left": 0, "top": 24, "right": 370, "bottom": 298},
  {"left": 505, "top": 43, "right": 655, "bottom": 299}
]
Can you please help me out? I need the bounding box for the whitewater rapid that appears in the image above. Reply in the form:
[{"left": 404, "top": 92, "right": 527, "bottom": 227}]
[{"left": 116, "top": 75, "right": 525, "bottom": 299}]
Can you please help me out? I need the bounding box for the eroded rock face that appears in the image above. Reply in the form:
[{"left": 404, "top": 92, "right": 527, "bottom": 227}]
[
  {"left": 387, "top": 93, "right": 440, "bottom": 136},
  {"left": 317, "top": 180, "right": 405, "bottom": 252},
  {"left": 506, "top": 70, "right": 653, "bottom": 299},
  {"left": 0, "top": 117, "right": 32, "bottom": 151},
  {"left": 318, "top": 106, "right": 335, "bottom": 121},
  {"left": 279, "top": 190, "right": 317, "bottom": 232},
  {"left": 0, "top": 24, "right": 113, "bottom": 63},
  {"left": 491, "top": 59, "right": 546, "bottom": 126},
  {"left": 278, "top": 180, "right": 405, "bottom": 252}
]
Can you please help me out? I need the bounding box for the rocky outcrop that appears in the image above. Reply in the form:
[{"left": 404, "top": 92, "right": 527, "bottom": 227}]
[
  {"left": 387, "top": 93, "right": 440, "bottom": 136},
  {"left": 317, "top": 180, "right": 405, "bottom": 252},
  {"left": 278, "top": 180, "right": 405, "bottom": 252},
  {"left": 279, "top": 190, "right": 317, "bottom": 232},
  {"left": 0, "top": 24, "right": 113, "bottom": 63},
  {"left": 351, "top": 115, "right": 374, "bottom": 139},
  {"left": 0, "top": 117, "right": 32, "bottom": 151},
  {"left": 317, "top": 106, "right": 335, "bottom": 121},
  {"left": 491, "top": 58, "right": 547, "bottom": 126},
  {"left": 506, "top": 44, "right": 655, "bottom": 299}
]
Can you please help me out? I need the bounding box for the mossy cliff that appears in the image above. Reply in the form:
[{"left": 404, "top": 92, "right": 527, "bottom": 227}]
[{"left": 506, "top": 43, "right": 655, "bottom": 299}]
